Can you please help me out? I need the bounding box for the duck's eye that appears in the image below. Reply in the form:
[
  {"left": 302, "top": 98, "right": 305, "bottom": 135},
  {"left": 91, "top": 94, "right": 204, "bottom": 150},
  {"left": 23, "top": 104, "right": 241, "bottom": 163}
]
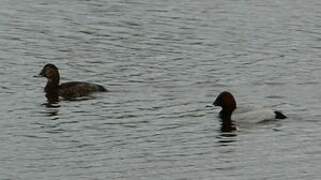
[{"left": 42, "top": 69, "right": 53, "bottom": 78}]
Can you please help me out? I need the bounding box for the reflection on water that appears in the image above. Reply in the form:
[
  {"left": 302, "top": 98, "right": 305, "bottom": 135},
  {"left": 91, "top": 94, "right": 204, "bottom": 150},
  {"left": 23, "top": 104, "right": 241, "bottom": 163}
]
[
  {"left": 216, "top": 132, "right": 237, "bottom": 146},
  {"left": 44, "top": 107, "right": 59, "bottom": 120}
]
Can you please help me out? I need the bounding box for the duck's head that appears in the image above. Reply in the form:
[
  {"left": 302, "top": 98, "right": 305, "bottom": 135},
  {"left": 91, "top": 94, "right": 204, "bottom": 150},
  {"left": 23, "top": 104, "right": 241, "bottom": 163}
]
[
  {"left": 39, "top": 64, "right": 59, "bottom": 80},
  {"left": 213, "top": 91, "right": 237, "bottom": 112}
]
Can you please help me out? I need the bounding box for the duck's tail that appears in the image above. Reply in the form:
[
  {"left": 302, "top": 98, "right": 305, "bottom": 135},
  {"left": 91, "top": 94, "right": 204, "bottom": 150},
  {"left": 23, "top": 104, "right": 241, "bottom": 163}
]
[
  {"left": 96, "top": 84, "right": 108, "bottom": 92},
  {"left": 274, "top": 111, "right": 287, "bottom": 119}
]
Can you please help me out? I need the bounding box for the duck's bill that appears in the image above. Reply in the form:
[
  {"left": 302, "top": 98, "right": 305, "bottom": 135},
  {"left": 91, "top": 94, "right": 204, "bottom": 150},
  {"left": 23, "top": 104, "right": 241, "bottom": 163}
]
[
  {"left": 34, "top": 71, "right": 45, "bottom": 78},
  {"left": 205, "top": 104, "right": 215, "bottom": 108},
  {"left": 33, "top": 74, "right": 44, "bottom": 78}
]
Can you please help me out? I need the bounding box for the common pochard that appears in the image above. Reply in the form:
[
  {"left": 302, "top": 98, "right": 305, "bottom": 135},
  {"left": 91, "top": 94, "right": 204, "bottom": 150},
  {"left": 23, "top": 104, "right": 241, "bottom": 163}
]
[{"left": 213, "top": 91, "right": 286, "bottom": 132}]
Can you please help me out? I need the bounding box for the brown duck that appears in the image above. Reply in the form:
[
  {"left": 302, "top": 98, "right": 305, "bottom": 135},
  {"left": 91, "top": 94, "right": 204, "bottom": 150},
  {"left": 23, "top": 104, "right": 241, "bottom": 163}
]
[{"left": 38, "top": 64, "right": 107, "bottom": 102}]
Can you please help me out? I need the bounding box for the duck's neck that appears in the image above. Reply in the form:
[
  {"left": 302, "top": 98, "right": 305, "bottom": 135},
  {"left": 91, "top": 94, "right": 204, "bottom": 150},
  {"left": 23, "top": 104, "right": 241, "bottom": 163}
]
[
  {"left": 45, "top": 77, "right": 60, "bottom": 93},
  {"left": 219, "top": 109, "right": 236, "bottom": 132}
]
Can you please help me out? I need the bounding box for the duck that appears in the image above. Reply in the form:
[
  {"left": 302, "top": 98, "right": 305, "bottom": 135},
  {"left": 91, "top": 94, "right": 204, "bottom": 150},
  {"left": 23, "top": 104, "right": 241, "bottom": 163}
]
[
  {"left": 213, "top": 91, "right": 286, "bottom": 132},
  {"left": 38, "top": 63, "right": 107, "bottom": 102}
]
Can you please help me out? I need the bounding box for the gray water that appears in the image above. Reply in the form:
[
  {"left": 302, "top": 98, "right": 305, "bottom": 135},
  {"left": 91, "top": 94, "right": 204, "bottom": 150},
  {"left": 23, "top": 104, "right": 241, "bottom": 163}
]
[{"left": 1, "top": 0, "right": 321, "bottom": 179}]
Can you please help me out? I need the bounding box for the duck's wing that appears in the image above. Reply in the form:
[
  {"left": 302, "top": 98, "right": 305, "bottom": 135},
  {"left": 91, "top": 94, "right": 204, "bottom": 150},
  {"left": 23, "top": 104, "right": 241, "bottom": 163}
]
[{"left": 59, "top": 81, "right": 106, "bottom": 98}]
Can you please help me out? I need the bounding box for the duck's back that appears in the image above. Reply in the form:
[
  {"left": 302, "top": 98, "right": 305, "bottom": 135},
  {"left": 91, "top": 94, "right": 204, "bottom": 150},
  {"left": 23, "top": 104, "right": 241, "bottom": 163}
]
[
  {"left": 59, "top": 81, "right": 107, "bottom": 98},
  {"left": 232, "top": 105, "right": 277, "bottom": 123}
]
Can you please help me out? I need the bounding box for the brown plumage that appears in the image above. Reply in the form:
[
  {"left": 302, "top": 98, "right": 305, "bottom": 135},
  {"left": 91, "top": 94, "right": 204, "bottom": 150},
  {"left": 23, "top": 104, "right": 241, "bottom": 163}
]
[{"left": 39, "top": 64, "right": 107, "bottom": 102}]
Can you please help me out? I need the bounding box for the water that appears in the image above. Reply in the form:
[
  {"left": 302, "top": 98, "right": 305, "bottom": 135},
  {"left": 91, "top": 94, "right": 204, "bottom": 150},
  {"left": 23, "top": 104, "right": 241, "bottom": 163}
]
[{"left": 1, "top": 0, "right": 321, "bottom": 179}]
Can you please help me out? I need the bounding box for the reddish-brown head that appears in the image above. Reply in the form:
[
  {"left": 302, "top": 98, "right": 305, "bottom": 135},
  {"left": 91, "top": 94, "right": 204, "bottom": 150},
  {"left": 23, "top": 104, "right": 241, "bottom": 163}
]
[
  {"left": 213, "top": 91, "right": 237, "bottom": 112},
  {"left": 39, "top": 64, "right": 60, "bottom": 81}
]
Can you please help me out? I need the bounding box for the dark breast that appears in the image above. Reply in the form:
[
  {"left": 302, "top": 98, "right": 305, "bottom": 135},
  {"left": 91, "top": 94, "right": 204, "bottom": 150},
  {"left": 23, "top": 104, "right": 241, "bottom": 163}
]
[{"left": 58, "top": 81, "right": 107, "bottom": 98}]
